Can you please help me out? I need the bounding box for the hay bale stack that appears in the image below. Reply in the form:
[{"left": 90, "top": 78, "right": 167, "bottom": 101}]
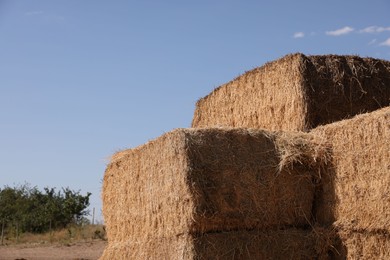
[
  {"left": 192, "top": 53, "right": 390, "bottom": 131},
  {"left": 102, "top": 128, "right": 328, "bottom": 258},
  {"left": 336, "top": 231, "right": 390, "bottom": 259},
  {"left": 311, "top": 107, "right": 390, "bottom": 230},
  {"left": 100, "top": 229, "right": 333, "bottom": 260}
]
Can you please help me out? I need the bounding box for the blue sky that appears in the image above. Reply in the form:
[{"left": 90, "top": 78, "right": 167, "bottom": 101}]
[{"left": 1, "top": 0, "right": 389, "bottom": 222}]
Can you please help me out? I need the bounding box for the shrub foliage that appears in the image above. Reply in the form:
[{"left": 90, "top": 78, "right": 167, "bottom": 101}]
[{"left": 0, "top": 183, "right": 91, "bottom": 234}]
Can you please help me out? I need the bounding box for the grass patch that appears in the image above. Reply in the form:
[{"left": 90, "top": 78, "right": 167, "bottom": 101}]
[{"left": 1, "top": 224, "right": 106, "bottom": 246}]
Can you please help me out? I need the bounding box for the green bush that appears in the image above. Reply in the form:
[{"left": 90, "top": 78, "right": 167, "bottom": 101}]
[{"left": 0, "top": 183, "right": 91, "bottom": 236}]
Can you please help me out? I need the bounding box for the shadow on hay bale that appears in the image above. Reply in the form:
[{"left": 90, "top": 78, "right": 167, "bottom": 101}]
[{"left": 311, "top": 107, "right": 390, "bottom": 259}]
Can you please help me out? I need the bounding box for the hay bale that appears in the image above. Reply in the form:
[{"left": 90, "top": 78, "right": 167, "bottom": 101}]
[
  {"left": 192, "top": 53, "right": 390, "bottom": 131},
  {"left": 336, "top": 231, "right": 390, "bottom": 260},
  {"left": 102, "top": 128, "right": 326, "bottom": 242},
  {"left": 100, "top": 228, "right": 334, "bottom": 260},
  {"left": 311, "top": 107, "right": 390, "bottom": 230}
]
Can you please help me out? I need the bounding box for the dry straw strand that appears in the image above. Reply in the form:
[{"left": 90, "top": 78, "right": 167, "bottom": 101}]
[
  {"left": 100, "top": 229, "right": 334, "bottom": 260},
  {"left": 192, "top": 53, "right": 390, "bottom": 131},
  {"left": 102, "top": 128, "right": 329, "bottom": 241},
  {"left": 311, "top": 107, "right": 390, "bottom": 231},
  {"left": 101, "top": 127, "right": 331, "bottom": 259}
]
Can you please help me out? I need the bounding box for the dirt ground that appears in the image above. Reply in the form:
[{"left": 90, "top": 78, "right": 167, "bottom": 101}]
[{"left": 0, "top": 240, "right": 107, "bottom": 260}]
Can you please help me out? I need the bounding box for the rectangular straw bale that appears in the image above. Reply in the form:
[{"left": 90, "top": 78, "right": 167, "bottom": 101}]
[
  {"left": 102, "top": 128, "right": 326, "bottom": 242},
  {"left": 311, "top": 107, "right": 390, "bottom": 231},
  {"left": 192, "top": 53, "right": 390, "bottom": 131},
  {"left": 100, "top": 228, "right": 333, "bottom": 260},
  {"left": 336, "top": 231, "right": 390, "bottom": 260}
]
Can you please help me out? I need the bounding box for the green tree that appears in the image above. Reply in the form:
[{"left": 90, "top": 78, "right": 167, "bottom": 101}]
[{"left": 0, "top": 184, "right": 92, "bottom": 235}]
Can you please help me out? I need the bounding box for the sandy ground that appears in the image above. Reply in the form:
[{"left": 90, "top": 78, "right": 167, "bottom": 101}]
[{"left": 0, "top": 240, "right": 107, "bottom": 260}]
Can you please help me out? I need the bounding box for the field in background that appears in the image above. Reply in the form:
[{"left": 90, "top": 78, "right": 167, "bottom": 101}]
[
  {"left": 0, "top": 224, "right": 107, "bottom": 259},
  {"left": 1, "top": 224, "right": 106, "bottom": 245}
]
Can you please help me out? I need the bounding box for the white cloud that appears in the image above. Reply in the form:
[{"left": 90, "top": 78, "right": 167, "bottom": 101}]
[
  {"left": 380, "top": 38, "right": 390, "bottom": 47},
  {"left": 25, "top": 11, "right": 65, "bottom": 24},
  {"left": 25, "top": 11, "right": 44, "bottom": 16},
  {"left": 45, "top": 14, "right": 65, "bottom": 23},
  {"left": 326, "top": 26, "right": 354, "bottom": 36},
  {"left": 368, "top": 39, "right": 377, "bottom": 45},
  {"left": 293, "top": 32, "right": 305, "bottom": 38},
  {"left": 360, "top": 26, "right": 390, "bottom": 33}
]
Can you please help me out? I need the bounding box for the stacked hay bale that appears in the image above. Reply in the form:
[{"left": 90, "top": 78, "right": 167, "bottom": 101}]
[
  {"left": 192, "top": 53, "right": 390, "bottom": 131},
  {"left": 311, "top": 107, "right": 390, "bottom": 259},
  {"left": 101, "top": 53, "right": 390, "bottom": 259},
  {"left": 101, "top": 128, "right": 332, "bottom": 259}
]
